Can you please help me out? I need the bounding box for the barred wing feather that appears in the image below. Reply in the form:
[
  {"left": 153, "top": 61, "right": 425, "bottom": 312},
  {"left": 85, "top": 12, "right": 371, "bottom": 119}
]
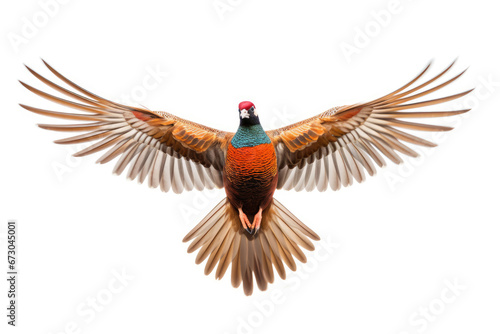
[
  {"left": 266, "top": 61, "right": 472, "bottom": 192},
  {"left": 20, "top": 61, "right": 233, "bottom": 193}
]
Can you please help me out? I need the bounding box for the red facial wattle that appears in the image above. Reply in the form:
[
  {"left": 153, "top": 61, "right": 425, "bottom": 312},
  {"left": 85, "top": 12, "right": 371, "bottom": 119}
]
[{"left": 238, "top": 101, "right": 255, "bottom": 111}]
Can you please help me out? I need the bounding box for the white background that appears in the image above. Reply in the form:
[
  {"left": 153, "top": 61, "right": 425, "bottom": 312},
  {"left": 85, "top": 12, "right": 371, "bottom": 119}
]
[{"left": 1, "top": 0, "right": 499, "bottom": 333}]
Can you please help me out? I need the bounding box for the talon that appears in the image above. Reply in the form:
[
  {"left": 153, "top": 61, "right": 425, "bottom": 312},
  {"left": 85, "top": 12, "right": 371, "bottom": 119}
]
[
  {"left": 238, "top": 208, "right": 252, "bottom": 234},
  {"left": 251, "top": 208, "right": 263, "bottom": 233}
]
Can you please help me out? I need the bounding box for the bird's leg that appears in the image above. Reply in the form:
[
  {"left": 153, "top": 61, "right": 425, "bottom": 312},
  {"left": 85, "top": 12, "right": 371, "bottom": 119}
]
[
  {"left": 251, "top": 208, "right": 263, "bottom": 233},
  {"left": 238, "top": 207, "right": 252, "bottom": 234}
]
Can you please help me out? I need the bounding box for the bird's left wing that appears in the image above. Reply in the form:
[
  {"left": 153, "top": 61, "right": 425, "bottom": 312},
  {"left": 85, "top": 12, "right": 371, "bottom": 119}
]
[
  {"left": 20, "top": 61, "right": 233, "bottom": 193},
  {"left": 267, "top": 61, "right": 473, "bottom": 192}
]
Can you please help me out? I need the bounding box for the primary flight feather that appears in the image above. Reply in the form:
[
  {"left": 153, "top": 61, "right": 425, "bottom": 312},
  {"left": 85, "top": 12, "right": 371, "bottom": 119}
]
[{"left": 20, "top": 60, "right": 472, "bottom": 295}]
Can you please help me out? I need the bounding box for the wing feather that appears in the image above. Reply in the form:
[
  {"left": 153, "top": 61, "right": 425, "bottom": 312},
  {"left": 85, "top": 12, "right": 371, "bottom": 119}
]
[
  {"left": 21, "top": 61, "right": 233, "bottom": 193},
  {"left": 267, "top": 61, "right": 472, "bottom": 191}
]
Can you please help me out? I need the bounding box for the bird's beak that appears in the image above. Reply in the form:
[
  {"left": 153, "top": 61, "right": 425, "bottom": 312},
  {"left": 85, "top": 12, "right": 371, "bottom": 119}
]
[{"left": 240, "top": 109, "right": 250, "bottom": 119}]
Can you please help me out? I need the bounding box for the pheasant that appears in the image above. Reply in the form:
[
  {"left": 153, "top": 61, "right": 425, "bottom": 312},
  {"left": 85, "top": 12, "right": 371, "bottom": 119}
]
[{"left": 20, "top": 60, "right": 472, "bottom": 295}]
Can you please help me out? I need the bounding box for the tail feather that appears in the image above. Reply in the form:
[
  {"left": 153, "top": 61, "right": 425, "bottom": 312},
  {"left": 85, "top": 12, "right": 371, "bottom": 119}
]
[{"left": 183, "top": 197, "right": 320, "bottom": 296}]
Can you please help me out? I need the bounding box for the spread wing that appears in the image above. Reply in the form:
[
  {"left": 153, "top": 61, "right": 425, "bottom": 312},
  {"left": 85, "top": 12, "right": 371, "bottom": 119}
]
[
  {"left": 20, "top": 60, "right": 233, "bottom": 193},
  {"left": 267, "top": 61, "right": 473, "bottom": 192}
]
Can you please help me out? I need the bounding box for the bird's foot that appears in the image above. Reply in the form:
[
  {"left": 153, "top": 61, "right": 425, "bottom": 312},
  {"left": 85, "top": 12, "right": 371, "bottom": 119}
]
[
  {"left": 250, "top": 208, "right": 263, "bottom": 234},
  {"left": 238, "top": 208, "right": 252, "bottom": 234}
]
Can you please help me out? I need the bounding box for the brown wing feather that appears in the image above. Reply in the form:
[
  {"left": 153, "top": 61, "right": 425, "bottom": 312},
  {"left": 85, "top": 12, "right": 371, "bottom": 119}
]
[
  {"left": 21, "top": 60, "right": 233, "bottom": 193},
  {"left": 267, "top": 60, "right": 473, "bottom": 191}
]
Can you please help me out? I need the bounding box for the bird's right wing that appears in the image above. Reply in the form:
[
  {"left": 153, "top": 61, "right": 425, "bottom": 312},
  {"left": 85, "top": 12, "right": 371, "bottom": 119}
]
[{"left": 20, "top": 61, "right": 234, "bottom": 193}]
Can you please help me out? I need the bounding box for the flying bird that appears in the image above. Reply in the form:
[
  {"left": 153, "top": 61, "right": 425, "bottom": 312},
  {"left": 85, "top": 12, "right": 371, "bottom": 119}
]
[{"left": 20, "top": 60, "right": 472, "bottom": 295}]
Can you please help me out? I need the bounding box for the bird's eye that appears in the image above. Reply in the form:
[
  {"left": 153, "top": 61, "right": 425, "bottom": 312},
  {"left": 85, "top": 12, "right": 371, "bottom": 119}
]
[{"left": 248, "top": 106, "right": 257, "bottom": 116}]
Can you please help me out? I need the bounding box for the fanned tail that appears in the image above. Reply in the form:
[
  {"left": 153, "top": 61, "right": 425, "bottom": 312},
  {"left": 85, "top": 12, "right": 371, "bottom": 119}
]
[{"left": 183, "top": 197, "right": 320, "bottom": 295}]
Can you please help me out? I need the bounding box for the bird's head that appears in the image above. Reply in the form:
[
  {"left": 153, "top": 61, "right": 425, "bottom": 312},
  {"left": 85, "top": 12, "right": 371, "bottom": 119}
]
[{"left": 238, "top": 101, "right": 259, "bottom": 126}]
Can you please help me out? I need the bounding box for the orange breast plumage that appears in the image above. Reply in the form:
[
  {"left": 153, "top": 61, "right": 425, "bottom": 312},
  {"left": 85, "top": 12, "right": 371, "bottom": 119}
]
[{"left": 223, "top": 142, "right": 278, "bottom": 215}]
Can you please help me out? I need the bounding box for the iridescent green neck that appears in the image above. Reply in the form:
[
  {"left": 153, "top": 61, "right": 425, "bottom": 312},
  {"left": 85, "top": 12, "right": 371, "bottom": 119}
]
[{"left": 231, "top": 124, "right": 271, "bottom": 148}]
